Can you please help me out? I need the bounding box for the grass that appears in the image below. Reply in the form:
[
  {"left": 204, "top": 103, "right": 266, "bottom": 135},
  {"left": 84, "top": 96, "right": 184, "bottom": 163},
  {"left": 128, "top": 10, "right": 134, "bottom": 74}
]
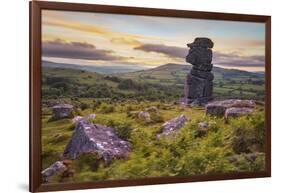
[{"left": 41, "top": 100, "right": 265, "bottom": 183}]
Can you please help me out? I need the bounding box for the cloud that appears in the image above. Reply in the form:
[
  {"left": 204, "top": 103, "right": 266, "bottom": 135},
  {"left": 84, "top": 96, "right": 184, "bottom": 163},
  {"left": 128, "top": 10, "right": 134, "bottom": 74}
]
[
  {"left": 134, "top": 43, "right": 187, "bottom": 58},
  {"left": 213, "top": 51, "right": 264, "bottom": 68},
  {"left": 110, "top": 37, "right": 141, "bottom": 46},
  {"left": 134, "top": 43, "right": 264, "bottom": 68},
  {"left": 42, "top": 39, "right": 121, "bottom": 61},
  {"left": 43, "top": 18, "right": 162, "bottom": 46}
]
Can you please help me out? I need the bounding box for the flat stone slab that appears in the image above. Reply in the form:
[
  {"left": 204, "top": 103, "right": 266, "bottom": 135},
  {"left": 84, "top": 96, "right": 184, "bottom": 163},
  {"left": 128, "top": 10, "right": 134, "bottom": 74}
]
[
  {"left": 225, "top": 107, "right": 253, "bottom": 119},
  {"left": 206, "top": 99, "right": 255, "bottom": 116},
  {"left": 42, "top": 161, "right": 67, "bottom": 182},
  {"left": 63, "top": 120, "right": 131, "bottom": 164},
  {"left": 157, "top": 114, "right": 188, "bottom": 138}
]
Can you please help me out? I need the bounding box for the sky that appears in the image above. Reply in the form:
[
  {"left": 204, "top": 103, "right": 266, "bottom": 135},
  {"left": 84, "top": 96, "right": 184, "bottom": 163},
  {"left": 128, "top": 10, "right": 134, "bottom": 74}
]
[{"left": 42, "top": 10, "right": 266, "bottom": 72}]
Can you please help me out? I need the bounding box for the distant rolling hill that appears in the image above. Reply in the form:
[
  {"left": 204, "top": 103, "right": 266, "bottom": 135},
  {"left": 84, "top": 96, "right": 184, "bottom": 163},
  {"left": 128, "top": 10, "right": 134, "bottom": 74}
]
[
  {"left": 42, "top": 62, "right": 265, "bottom": 100},
  {"left": 42, "top": 60, "right": 147, "bottom": 74},
  {"left": 114, "top": 63, "right": 265, "bottom": 100},
  {"left": 115, "top": 63, "right": 264, "bottom": 85}
]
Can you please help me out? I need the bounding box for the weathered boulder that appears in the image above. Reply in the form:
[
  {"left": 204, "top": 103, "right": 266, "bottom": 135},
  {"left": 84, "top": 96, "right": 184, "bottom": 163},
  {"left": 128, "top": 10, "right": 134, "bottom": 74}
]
[
  {"left": 206, "top": 99, "right": 255, "bottom": 117},
  {"left": 42, "top": 161, "right": 67, "bottom": 182},
  {"left": 184, "top": 37, "right": 214, "bottom": 105},
  {"left": 63, "top": 120, "right": 131, "bottom": 165},
  {"left": 51, "top": 104, "right": 74, "bottom": 120},
  {"left": 138, "top": 111, "right": 151, "bottom": 123},
  {"left": 225, "top": 107, "right": 253, "bottom": 119},
  {"left": 157, "top": 114, "right": 188, "bottom": 138}
]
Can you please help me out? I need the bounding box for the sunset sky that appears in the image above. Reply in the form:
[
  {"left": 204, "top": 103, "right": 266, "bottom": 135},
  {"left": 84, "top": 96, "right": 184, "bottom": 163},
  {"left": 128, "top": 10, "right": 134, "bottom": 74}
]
[{"left": 42, "top": 10, "right": 265, "bottom": 72}]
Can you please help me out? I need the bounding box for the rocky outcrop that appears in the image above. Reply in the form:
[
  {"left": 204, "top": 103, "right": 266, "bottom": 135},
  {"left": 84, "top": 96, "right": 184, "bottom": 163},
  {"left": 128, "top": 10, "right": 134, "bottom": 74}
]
[
  {"left": 138, "top": 111, "right": 151, "bottom": 123},
  {"left": 72, "top": 116, "right": 83, "bottom": 123},
  {"left": 42, "top": 161, "right": 67, "bottom": 182},
  {"left": 63, "top": 119, "right": 130, "bottom": 165},
  {"left": 206, "top": 99, "right": 255, "bottom": 118},
  {"left": 184, "top": 37, "right": 214, "bottom": 105},
  {"left": 51, "top": 104, "right": 74, "bottom": 120},
  {"left": 157, "top": 114, "right": 188, "bottom": 138}
]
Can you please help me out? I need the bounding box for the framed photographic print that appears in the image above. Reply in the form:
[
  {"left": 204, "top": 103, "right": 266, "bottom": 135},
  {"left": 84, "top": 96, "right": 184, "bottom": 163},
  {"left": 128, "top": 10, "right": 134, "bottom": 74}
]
[{"left": 30, "top": 1, "right": 271, "bottom": 192}]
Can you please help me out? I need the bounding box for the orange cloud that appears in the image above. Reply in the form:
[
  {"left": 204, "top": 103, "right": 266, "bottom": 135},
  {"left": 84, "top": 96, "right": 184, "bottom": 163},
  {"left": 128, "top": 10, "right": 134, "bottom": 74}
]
[{"left": 42, "top": 18, "right": 162, "bottom": 47}]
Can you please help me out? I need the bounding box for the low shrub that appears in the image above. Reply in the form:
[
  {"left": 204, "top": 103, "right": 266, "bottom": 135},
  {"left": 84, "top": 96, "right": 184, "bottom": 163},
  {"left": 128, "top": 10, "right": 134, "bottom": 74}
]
[
  {"left": 99, "top": 103, "right": 115, "bottom": 114},
  {"left": 75, "top": 153, "right": 100, "bottom": 172},
  {"left": 106, "top": 120, "right": 133, "bottom": 141},
  {"left": 230, "top": 111, "right": 265, "bottom": 154},
  {"left": 49, "top": 133, "right": 70, "bottom": 144},
  {"left": 80, "top": 102, "right": 90, "bottom": 111}
]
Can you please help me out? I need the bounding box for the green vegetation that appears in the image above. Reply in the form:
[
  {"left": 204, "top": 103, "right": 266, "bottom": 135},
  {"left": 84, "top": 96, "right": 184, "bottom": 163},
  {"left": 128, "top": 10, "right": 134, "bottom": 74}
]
[
  {"left": 42, "top": 100, "right": 265, "bottom": 183},
  {"left": 42, "top": 64, "right": 265, "bottom": 103},
  {"left": 41, "top": 66, "right": 265, "bottom": 184}
]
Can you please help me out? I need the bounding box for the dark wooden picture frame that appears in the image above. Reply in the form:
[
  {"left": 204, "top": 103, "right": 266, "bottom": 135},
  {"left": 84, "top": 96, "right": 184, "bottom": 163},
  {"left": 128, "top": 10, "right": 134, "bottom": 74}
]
[{"left": 30, "top": 1, "right": 271, "bottom": 192}]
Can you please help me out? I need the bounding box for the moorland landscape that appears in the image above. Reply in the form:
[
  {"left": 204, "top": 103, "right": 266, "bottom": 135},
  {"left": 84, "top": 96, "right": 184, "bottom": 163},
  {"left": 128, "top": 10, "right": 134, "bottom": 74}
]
[
  {"left": 41, "top": 10, "right": 266, "bottom": 184},
  {"left": 41, "top": 59, "right": 265, "bottom": 183}
]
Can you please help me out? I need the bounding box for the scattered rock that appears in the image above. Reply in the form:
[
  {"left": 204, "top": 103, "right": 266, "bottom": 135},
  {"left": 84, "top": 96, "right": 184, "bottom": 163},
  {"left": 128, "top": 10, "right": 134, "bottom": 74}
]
[
  {"left": 63, "top": 120, "right": 131, "bottom": 165},
  {"left": 42, "top": 161, "right": 67, "bottom": 182},
  {"left": 184, "top": 37, "right": 214, "bottom": 105},
  {"left": 198, "top": 121, "right": 208, "bottom": 129},
  {"left": 225, "top": 107, "right": 253, "bottom": 119},
  {"left": 51, "top": 104, "right": 74, "bottom": 120},
  {"left": 72, "top": 116, "right": 83, "bottom": 123},
  {"left": 206, "top": 99, "right": 255, "bottom": 117},
  {"left": 157, "top": 114, "right": 188, "bottom": 138},
  {"left": 138, "top": 111, "right": 151, "bottom": 123}
]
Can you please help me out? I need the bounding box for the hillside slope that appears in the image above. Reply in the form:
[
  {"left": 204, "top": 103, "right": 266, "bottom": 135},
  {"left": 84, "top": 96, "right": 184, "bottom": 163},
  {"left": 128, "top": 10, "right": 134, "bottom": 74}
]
[
  {"left": 42, "top": 62, "right": 265, "bottom": 101},
  {"left": 115, "top": 63, "right": 265, "bottom": 100}
]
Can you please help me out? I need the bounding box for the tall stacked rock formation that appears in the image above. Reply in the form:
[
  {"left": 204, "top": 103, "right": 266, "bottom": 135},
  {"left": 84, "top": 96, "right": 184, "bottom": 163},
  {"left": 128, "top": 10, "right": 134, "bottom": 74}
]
[{"left": 184, "top": 38, "right": 214, "bottom": 105}]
